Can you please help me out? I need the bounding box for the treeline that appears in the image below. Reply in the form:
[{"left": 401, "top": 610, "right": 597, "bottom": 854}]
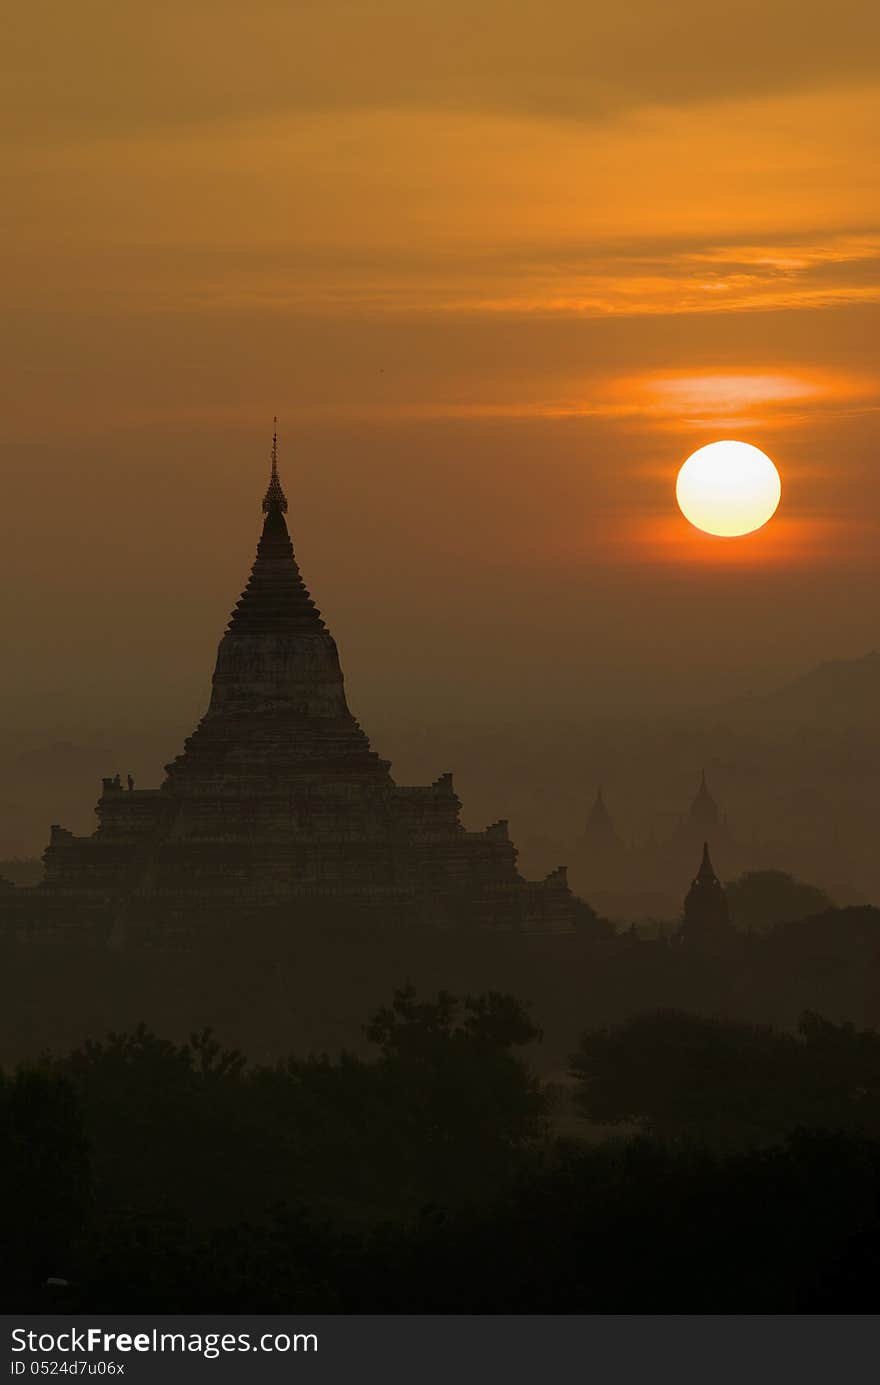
[
  {"left": 573, "top": 1008, "right": 880, "bottom": 1147},
  {"left": 3, "top": 995, "right": 880, "bottom": 1311}
]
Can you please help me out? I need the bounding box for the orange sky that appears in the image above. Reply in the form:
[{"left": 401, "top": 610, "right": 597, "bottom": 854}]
[{"left": 1, "top": 1, "right": 879, "bottom": 739}]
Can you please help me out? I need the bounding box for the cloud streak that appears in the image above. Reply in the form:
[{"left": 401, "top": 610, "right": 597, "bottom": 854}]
[{"left": 5, "top": 1, "right": 880, "bottom": 140}]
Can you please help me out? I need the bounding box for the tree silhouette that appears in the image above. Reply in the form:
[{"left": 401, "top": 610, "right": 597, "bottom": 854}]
[
  {"left": 570, "top": 1009, "right": 880, "bottom": 1148},
  {"left": 0, "top": 1067, "right": 90, "bottom": 1303},
  {"left": 725, "top": 869, "right": 833, "bottom": 933}
]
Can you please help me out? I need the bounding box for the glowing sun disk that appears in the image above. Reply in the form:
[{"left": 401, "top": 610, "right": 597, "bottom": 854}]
[{"left": 676, "top": 441, "right": 781, "bottom": 537}]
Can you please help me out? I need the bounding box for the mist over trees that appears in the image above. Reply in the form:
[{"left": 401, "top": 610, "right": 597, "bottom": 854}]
[
  {"left": 3, "top": 828, "right": 880, "bottom": 1312},
  {"left": 4, "top": 990, "right": 880, "bottom": 1313}
]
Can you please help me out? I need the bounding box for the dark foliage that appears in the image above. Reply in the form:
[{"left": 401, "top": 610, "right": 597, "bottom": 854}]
[
  {"left": 5, "top": 993, "right": 880, "bottom": 1312},
  {"left": 17, "top": 1132, "right": 880, "bottom": 1313},
  {"left": 0, "top": 1066, "right": 91, "bottom": 1301},
  {"left": 28, "top": 989, "right": 546, "bottom": 1237},
  {"left": 571, "top": 1009, "right": 880, "bottom": 1147},
  {"left": 725, "top": 869, "right": 834, "bottom": 933}
]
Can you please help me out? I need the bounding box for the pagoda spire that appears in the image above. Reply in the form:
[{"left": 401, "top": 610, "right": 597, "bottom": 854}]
[
  {"left": 583, "top": 783, "right": 623, "bottom": 853},
  {"left": 697, "top": 840, "right": 717, "bottom": 883},
  {"left": 222, "top": 419, "right": 322, "bottom": 643},
  {"left": 588, "top": 785, "right": 612, "bottom": 828},
  {"left": 676, "top": 837, "right": 733, "bottom": 948},
  {"left": 689, "top": 768, "right": 720, "bottom": 827},
  {"left": 262, "top": 417, "right": 288, "bottom": 517},
  {"left": 164, "top": 421, "right": 387, "bottom": 772}
]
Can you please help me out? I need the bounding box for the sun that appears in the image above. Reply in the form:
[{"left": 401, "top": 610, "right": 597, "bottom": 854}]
[{"left": 675, "top": 440, "right": 781, "bottom": 538}]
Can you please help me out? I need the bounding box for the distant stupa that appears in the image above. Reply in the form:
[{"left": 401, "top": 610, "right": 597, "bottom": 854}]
[
  {"left": 676, "top": 841, "right": 736, "bottom": 950},
  {"left": 582, "top": 787, "right": 623, "bottom": 854},
  {"left": 573, "top": 786, "right": 628, "bottom": 894},
  {"left": 688, "top": 770, "right": 721, "bottom": 831},
  {"left": 659, "top": 768, "right": 737, "bottom": 891},
  {"left": 10, "top": 426, "right": 581, "bottom": 942}
]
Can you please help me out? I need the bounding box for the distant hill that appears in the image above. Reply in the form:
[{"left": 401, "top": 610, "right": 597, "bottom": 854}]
[{"left": 715, "top": 651, "right": 880, "bottom": 731}]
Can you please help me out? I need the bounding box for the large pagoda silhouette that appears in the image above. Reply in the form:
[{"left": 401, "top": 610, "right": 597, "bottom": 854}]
[{"left": 30, "top": 429, "right": 578, "bottom": 938}]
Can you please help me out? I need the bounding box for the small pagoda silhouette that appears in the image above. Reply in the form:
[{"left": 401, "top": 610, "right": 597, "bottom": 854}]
[{"left": 675, "top": 841, "right": 737, "bottom": 952}]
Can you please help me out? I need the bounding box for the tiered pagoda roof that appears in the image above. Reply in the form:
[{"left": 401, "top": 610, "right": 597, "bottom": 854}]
[{"left": 163, "top": 425, "right": 390, "bottom": 789}]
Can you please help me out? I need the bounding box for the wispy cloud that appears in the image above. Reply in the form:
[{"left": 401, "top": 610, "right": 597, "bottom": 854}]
[
  {"left": 4, "top": 1, "right": 879, "bottom": 140},
  {"left": 600, "top": 366, "right": 876, "bottom": 432},
  {"left": 13, "top": 230, "right": 874, "bottom": 325},
  {"left": 278, "top": 366, "right": 875, "bottom": 433},
  {"left": 322, "top": 232, "right": 880, "bottom": 320}
]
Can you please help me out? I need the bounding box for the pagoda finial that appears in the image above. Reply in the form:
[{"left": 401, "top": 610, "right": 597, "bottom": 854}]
[
  {"left": 689, "top": 767, "right": 720, "bottom": 827},
  {"left": 262, "top": 416, "right": 288, "bottom": 515},
  {"left": 698, "top": 840, "right": 716, "bottom": 880}
]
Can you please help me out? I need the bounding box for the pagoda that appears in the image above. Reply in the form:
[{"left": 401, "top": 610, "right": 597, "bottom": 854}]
[
  {"left": 572, "top": 786, "right": 628, "bottom": 894},
  {"left": 21, "top": 428, "right": 579, "bottom": 939},
  {"left": 675, "top": 841, "right": 737, "bottom": 951},
  {"left": 688, "top": 770, "right": 721, "bottom": 832},
  {"left": 582, "top": 788, "right": 622, "bottom": 855}
]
